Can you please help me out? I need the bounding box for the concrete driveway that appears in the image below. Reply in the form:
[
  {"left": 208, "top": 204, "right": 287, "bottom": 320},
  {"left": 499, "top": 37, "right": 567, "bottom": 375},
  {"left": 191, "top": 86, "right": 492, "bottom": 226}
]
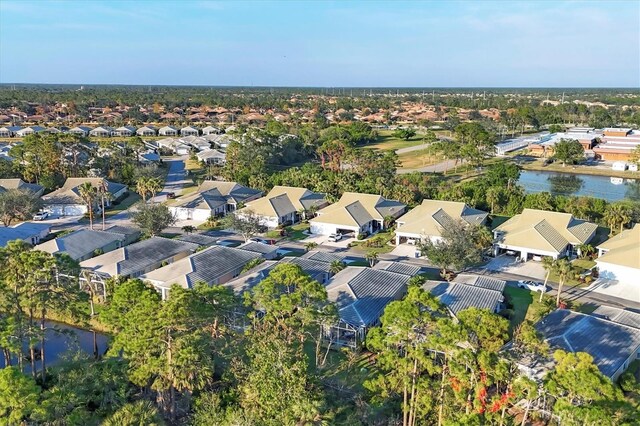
[
  {"left": 485, "top": 255, "right": 546, "bottom": 280},
  {"left": 586, "top": 279, "right": 640, "bottom": 304},
  {"left": 390, "top": 243, "right": 421, "bottom": 258},
  {"left": 301, "top": 233, "right": 354, "bottom": 248}
]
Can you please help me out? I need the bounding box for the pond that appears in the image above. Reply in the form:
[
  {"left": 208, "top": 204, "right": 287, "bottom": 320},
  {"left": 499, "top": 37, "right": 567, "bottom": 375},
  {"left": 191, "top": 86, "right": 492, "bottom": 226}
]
[
  {"left": 0, "top": 320, "right": 109, "bottom": 370},
  {"left": 518, "top": 170, "right": 640, "bottom": 202}
]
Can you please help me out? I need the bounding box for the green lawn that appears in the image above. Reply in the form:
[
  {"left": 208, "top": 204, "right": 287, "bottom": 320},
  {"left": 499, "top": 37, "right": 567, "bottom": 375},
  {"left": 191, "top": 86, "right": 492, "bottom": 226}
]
[
  {"left": 572, "top": 259, "right": 596, "bottom": 270},
  {"left": 503, "top": 286, "right": 553, "bottom": 332},
  {"left": 104, "top": 192, "right": 141, "bottom": 216},
  {"left": 286, "top": 223, "right": 310, "bottom": 240},
  {"left": 362, "top": 129, "right": 425, "bottom": 151},
  {"left": 349, "top": 231, "right": 396, "bottom": 255},
  {"left": 397, "top": 148, "right": 441, "bottom": 169}
]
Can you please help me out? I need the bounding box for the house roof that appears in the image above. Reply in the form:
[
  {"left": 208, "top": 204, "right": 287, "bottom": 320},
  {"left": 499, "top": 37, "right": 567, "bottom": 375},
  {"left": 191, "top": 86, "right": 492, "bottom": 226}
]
[
  {"left": 495, "top": 209, "right": 597, "bottom": 254},
  {"left": 175, "top": 233, "right": 219, "bottom": 247},
  {"left": 35, "top": 228, "right": 126, "bottom": 260},
  {"left": 80, "top": 237, "right": 198, "bottom": 277},
  {"left": 0, "top": 178, "right": 43, "bottom": 194},
  {"left": 372, "top": 260, "right": 421, "bottom": 276},
  {"left": 42, "top": 178, "right": 127, "bottom": 205},
  {"left": 536, "top": 309, "right": 640, "bottom": 378},
  {"left": 596, "top": 224, "right": 640, "bottom": 269},
  {"left": 591, "top": 305, "right": 640, "bottom": 330},
  {"left": 222, "top": 260, "right": 278, "bottom": 294},
  {"left": 423, "top": 274, "right": 505, "bottom": 316},
  {"left": 279, "top": 256, "right": 334, "bottom": 279},
  {"left": 241, "top": 186, "right": 327, "bottom": 219},
  {"left": 0, "top": 222, "right": 50, "bottom": 247},
  {"left": 141, "top": 245, "right": 261, "bottom": 289},
  {"left": 238, "top": 241, "right": 279, "bottom": 256},
  {"left": 311, "top": 192, "right": 405, "bottom": 228},
  {"left": 172, "top": 181, "right": 261, "bottom": 211},
  {"left": 396, "top": 200, "right": 488, "bottom": 238},
  {"left": 302, "top": 250, "right": 346, "bottom": 264},
  {"left": 326, "top": 267, "right": 410, "bottom": 328}
]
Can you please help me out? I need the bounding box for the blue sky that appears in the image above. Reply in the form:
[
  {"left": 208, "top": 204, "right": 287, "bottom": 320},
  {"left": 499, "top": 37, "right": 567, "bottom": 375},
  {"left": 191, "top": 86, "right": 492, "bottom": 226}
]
[{"left": 1, "top": 1, "right": 638, "bottom": 87}]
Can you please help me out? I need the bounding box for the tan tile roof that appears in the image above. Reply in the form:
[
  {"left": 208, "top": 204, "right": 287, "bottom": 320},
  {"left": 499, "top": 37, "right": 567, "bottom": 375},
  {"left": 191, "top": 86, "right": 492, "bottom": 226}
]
[
  {"left": 311, "top": 192, "right": 406, "bottom": 228},
  {"left": 495, "top": 209, "right": 597, "bottom": 254},
  {"left": 597, "top": 224, "right": 640, "bottom": 269},
  {"left": 240, "top": 186, "right": 326, "bottom": 218},
  {"left": 396, "top": 200, "right": 488, "bottom": 238}
]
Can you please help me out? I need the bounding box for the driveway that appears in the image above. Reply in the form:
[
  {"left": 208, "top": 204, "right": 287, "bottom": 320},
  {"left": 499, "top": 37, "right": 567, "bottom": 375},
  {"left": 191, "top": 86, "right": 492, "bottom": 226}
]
[
  {"left": 586, "top": 279, "right": 640, "bottom": 304},
  {"left": 152, "top": 157, "right": 190, "bottom": 202},
  {"left": 390, "top": 243, "right": 421, "bottom": 258},
  {"left": 301, "top": 233, "right": 354, "bottom": 248},
  {"left": 484, "top": 255, "right": 546, "bottom": 280}
]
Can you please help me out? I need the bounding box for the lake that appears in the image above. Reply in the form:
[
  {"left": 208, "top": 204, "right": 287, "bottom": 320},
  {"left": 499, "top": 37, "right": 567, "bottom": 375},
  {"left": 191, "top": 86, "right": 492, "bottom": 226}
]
[
  {"left": 518, "top": 170, "right": 640, "bottom": 202},
  {"left": 0, "top": 320, "right": 109, "bottom": 370}
]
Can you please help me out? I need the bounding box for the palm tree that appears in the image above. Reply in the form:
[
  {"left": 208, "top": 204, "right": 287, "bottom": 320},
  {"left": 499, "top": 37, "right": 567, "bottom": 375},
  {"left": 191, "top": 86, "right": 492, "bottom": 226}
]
[
  {"left": 552, "top": 258, "right": 574, "bottom": 307},
  {"left": 135, "top": 177, "right": 149, "bottom": 202},
  {"left": 329, "top": 260, "right": 346, "bottom": 274},
  {"left": 366, "top": 250, "right": 378, "bottom": 267},
  {"left": 102, "top": 400, "right": 162, "bottom": 426},
  {"left": 540, "top": 256, "right": 554, "bottom": 303},
  {"left": 78, "top": 182, "right": 97, "bottom": 230},
  {"left": 304, "top": 242, "right": 318, "bottom": 252},
  {"left": 485, "top": 187, "right": 500, "bottom": 214},
  {"left": 97, "top": 179, "right": 113, "bottom": 230},
  {"left": 604, "top": 203, "right": 632, "bottom": 235},
  {"left": 577, "top": 243, "right": 595, "bottom": 259},
  {"left": 147, "top": 177, "right": 163, "bottom": 201}
]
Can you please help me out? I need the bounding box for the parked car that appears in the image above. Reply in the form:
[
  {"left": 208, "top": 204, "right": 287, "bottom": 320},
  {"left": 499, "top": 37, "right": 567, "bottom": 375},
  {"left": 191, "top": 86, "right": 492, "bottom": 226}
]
[
  {"left": 327, "top": 233, "right": 342, "bottom": 242},
  {"left": 517, "top": 280, "right": 548, "bottom": 293},
  {"left": 166, "top": 192, "right": 176, "bottom": 199},
  {"left": 249, "top": 237, "right": 276, "bottom": 245},
  {"left": 532, "top": 255, "right": 543, "bottom": 262},
  {"left": 33, "top": 211, "right": 49, "bottom": 221},
  {"left": 505, "top": 250, "right": 517, "bottom": 256}
]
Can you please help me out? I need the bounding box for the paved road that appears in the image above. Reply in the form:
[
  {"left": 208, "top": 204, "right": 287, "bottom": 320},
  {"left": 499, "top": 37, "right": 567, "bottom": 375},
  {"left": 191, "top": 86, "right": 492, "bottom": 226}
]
[{"left": 152, "top": 157, "right": 190, "bottom": 202}]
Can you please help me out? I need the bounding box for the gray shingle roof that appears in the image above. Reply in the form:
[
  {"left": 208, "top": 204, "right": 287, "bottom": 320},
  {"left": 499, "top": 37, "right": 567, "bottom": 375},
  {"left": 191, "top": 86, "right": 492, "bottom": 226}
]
[
  {"left": 591, "top": 306, "right": 640, "bottom": 330},
  {"left": 238, "top": 241, "right": 279, "bottom": 255},
  {"left": 268, "top": 193, "right": 297, "bottom": 217},
  {"left": 327, "top": 267, "right": 410, "bottom": 328},
  {"left": 183, "top": 246, "right": 261, "bottom": 288},
  {"left": 533, "top": 220, "right": 569, "bottom": 253},
  {"left": 453, "top": 274, "right": 507, "bottom": 293},
  {"left": 280, "top": 257, "right": 333, "bottom": 279},
  {"left": 536, "top": 309, "right": 640, "bottom": 378},
  {"left": 345, "top": 201, "right": 375, "bottom": 226},
  {"left": 304, "top": 251, "right": 346, "bottom": 264}
]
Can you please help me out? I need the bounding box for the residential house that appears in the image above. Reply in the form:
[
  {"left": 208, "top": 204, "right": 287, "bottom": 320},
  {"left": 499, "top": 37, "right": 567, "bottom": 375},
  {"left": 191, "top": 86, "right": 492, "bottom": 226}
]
[
  {"left": 422, "top": 274, "right": 506, "bottom": 317},
  {"left": 16, "top": 126, "right": 46, "bottom": 137},
  {"left": 80, "top": 237, "right": 199, "bottom": 283},
  {"left": 136, "top": 126, "right": 157, "bottom": 137},
  {"left": 493, "top": 209, "right": 597, "bottom": 261},
  {"left": 0, "top": 178, "right": 44, "bottom": 196},
  {"left": 158, "top": 126, "right": 179, "bottom": 137},
  {"left": 113, "top": 126, "right": 136, "bottom": 137},
  {"left": 324, "top": 267, "right": 411, "bottom": 347},
  {"left": 202, "top": 126, "right": 221, "bottom": 135},
  {"left": 169, "top": 181, "right": 262, "bottom": 221},
  {"left": 139, "top": 151, "right": 161, "bottom": 164},
  {"left": 0, "top": 126, "right": 22, "bottom": 137},
  {"left": 594, "top": 224, "right": 640, "bottom": 301},
  {"left": 196, "top": 148, "right": 226, "bottom": 165},
  {"left": 175, "top": 233, "right": 219, "bottom": 247},
  {"left": 535, "top": 309, "right": 640, "bottom": 381},
  {"left": 180, "top": 126, "right": 200, "bottom": 137},
  {"left": 395, "top": 200, "right": 488, "bottom": 245},
  {"left": 42, "top": 178, "right": 128, "bottom": 216},
  {"left": 101, "top": 225, "right": 140, "bottom": 245},
  {"left": 240, "top": 186, "right": 328, "bottom": 229},
  {"left": 310, "top": 192, "right": 406, "bottom": 237},
  {"left": 140, "top": 245, "right": 262, "bottom": 300},
  {"left": 372, "top": 260, "right": 422, "bottom": 276},
  {"left": 179, "top": 135, "right": 210, "bottom": 151},
  {"left": 156, "top": 137, "right": 190, "bottom": 155},
  {"left": 237, "top": 241, "right": 279, "bottom": 260},
  {"left": 0, "top": 222, "right": 50, "bottom": 247},
  {"left": 68, "top": 126, "right": 92, "bottom": 137},
  {"left": 35, "top": 228, "right": 128, "bottom": 261},
  {"left": 89, "top": 126, "right": 114, "bottom": 137}
]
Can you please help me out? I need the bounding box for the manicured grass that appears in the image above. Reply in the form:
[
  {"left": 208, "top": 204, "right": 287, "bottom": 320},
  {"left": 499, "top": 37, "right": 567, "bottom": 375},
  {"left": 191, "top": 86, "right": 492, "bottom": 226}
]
[
  {"left": 265, "top": 230, "right": 284, "bottom": 239},
  {"left": 398, "top": 148, "right": 441, "bottom": 169},
  {"left": 362, "top": 130, "right": 425, "bottom": 151},
  {"left": 572, "top": 259, "right": 596, "bottom": 270},
  {"left": 178, "top": 184, "right": 198, "bottom": 197},
  {"left": 104, "top": 192, "right": 141, "bottom": 217},
  {"left": 185, "top": 158, "right": 203, "bottom": 171},
  {"left": 286, "top": 223, "right": 310, "bottom": 240},
  {"left": 349, "top": 231, "right": 396, "bottom": 255},
  {"left": 503, "top": 286, "right": 553, "bottom": 331}
]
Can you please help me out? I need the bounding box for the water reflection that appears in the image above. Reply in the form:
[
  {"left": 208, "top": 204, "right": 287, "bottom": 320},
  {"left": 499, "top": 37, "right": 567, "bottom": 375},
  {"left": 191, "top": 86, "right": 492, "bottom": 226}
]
[
  {"left": 625, "top": 180, "right": 640, "bottom": 201},
  {"left": 547, "top": 175, "right": 584, "bottom": 195}
]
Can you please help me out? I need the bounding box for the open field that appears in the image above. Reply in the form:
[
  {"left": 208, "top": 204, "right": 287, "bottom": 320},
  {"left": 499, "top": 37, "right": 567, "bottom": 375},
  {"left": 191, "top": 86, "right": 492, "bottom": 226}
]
[
  {"left": 397, "top": 148, "right": 442, "bottom": 168},
  {"left": 362, "top": 129, "right": 425, "bottom": 151}
]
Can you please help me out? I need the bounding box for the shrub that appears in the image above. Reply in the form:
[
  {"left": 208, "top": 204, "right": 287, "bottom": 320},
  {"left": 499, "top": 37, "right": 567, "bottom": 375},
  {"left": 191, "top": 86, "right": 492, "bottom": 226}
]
[{"left": 619, "top": 371, "right": 638, "bottom": 393}]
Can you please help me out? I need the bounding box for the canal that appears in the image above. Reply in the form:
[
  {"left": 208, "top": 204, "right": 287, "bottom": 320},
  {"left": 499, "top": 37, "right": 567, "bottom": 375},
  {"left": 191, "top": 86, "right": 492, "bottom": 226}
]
[
  {"left": 0, "top": 320, "right": 109, "bottom": 370},
  {"left": 518, "top": 170, "right": 640, "bottom": 202}
]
